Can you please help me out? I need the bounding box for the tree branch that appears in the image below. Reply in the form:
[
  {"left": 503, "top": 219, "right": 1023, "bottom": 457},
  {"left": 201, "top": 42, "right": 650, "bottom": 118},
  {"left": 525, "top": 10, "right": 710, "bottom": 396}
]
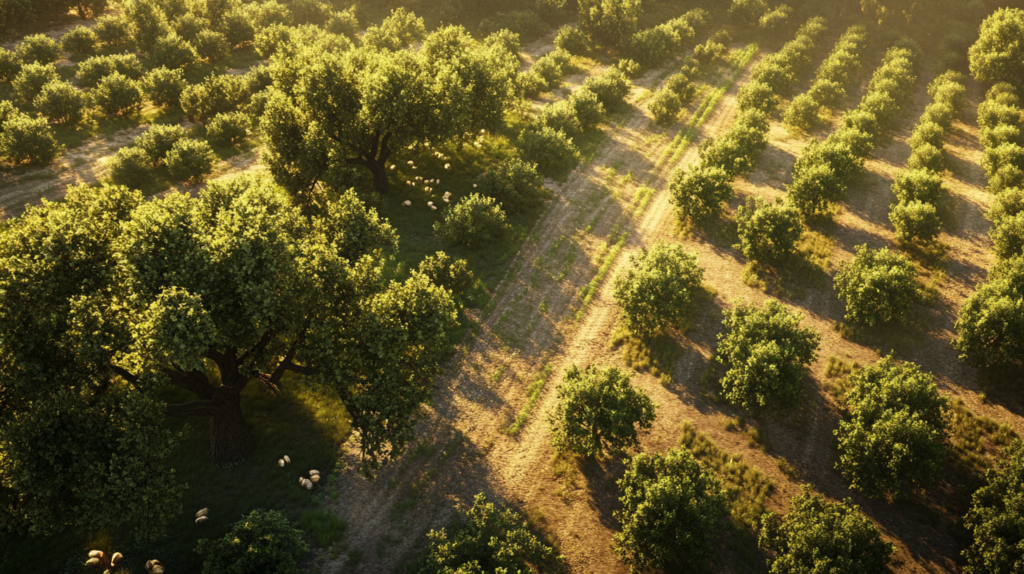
[
  {"left": 111, "top": 365, "right": 139, "bottom": 384},
  {"left": 165, "top": 400, "right": 221, "bottom": 418},
  {"left": 165, "top": 368, "right": 216, "bottom": 401},
  {"left": 239, "top": 329, "right": 276, "bottom": 366}
]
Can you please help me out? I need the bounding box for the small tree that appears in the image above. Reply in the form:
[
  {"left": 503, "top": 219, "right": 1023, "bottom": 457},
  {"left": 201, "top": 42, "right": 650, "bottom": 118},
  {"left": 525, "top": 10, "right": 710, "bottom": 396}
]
[
  {"left": 834, "top": 244, "right": 920, "bottom": 326},
  {"left": 206, "top": 112, "right": 249, "bottom": 147},
  {"left": 418, "top": 493, "right": 561, "bottom": 574},
  {"left": 95, "top": 14, "right": 131, "bottom": 46},
  {"left": 555, "top": 24, "right": 588, "bottom": 54},
  {"left": 989, "top": 188, "right": 1024, "bottom": 225},
  {"left": 12, "top": 63, "right": 59, "bottom": 105},
  {"left": 577, "top": 0, "right": 643, "bottom": 48},
  {"left": 738, "top": 80, "right": 778, "bottom": 114},
  {"left": 434, "top": 193, "right": 511, "bottom": 247},
  {"left": 16, "top": 34, "right": 62, "bottom": 65},
  {"left": 715, "top": 300, "right": 820, "bottom": 411},
  {"left": 954, "top": 256, "right": 1024, "bottom": 368},
  {"left": 0, "top": 113, "right": 62, "bottom": 165},
  {"left": 613, "top": 447, "right": 727, "bottom": 572},
  {"left": 166, "top": 138, "right": 216, "bottom": 182},
  {"left": 61, "top": 26, "right": 98, "bottom": 55},
  {"left": 760, "top": 485, "right": 895, "bottom": 573},
  {"left": 108, "top": 146, "right": 154, "bottom": 189},
  {"left": 476, "top": 157, "right": 548, "bottom": 214},
  {"left": 991, "top": 213, "right": 1024, "bottom": 260},
  {"left": 669, "top": 165, "right": 732, "bottom": 223},
  {"left": 836, "top": 356, "right": 948, "bottom": 500},
  {"left": 969, "top": 8, "right": 1024, "bottom": 84},
  {"left": 517, "top": 125, "right": 580, "bottom": 176},
  {"left": 891, "top": 168, "right": 943, "bottom": 204},
  {"left": 648, "top": 88, "right": 682, "bottom": 125},
  {"left": 142, "top": 66, "right": 187, "bottom": 108},
  {"left": 908, "top": 142, "right": 945, "bottom": 173},
  {"left": 549, "top": 365, "right": 656, "bottom": 457},
  {"left": 194, "top": 29, "right": 230, "bottom": 62},
  {"left": 736, "top": 198, "right": 803, "bottom": 263},
  {"left": 730, "top": 0, "right": 769, "bottom": 27},
  {"left": 612, "top": 242, "right": 704, "bottom": 337},
  {"left": 417, "top": 252, "right": 474, "bottom": 297},
  {"left": 195, "top": 509, "right": 308, "bottom": 574},
  {"left": 149, "top": 32, "right": 199, "bottom": 70},
  {"left": 0, "top": 48, "right": 22, "bottom": 82},
  {"left": 181, "top": 73, "right": 245, "bottom": 123},
  {"left": 34, "top": 81, "right": 87, "bottom": 125},
  {"left": 92, "top": 72, "right": 143, "bottom": 117},
  {"left": 890, "top": 200, "right": 941, "bottom": 244},
  {"left": 135, "top": 124, "right": 187, "bottom": 165},
  {"left": 77, "top": 54, "right": 146, "bottom": 87},
  {"left": 963, "top": 439, "right": 1024, "bottom": 573}
]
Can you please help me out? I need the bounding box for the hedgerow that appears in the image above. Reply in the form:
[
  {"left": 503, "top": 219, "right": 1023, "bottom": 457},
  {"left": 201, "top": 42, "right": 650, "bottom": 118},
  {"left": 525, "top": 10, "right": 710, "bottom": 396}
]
[{"left": 783, "top": 25, "right": 868, "bottom": 130}]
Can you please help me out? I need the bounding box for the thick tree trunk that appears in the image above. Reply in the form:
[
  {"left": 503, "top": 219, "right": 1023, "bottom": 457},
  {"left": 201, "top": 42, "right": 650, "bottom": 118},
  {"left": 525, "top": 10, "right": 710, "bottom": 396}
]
[
  {"left": 369, "top": 158, "right": 389, "bottom": 194},
  {"left": 208, "top": 386, "right": 254, "bottom": 465}
]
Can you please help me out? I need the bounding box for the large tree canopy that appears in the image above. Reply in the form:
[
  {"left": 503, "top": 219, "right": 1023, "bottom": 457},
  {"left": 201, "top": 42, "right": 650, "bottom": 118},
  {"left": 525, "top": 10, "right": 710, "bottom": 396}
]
[
  {"left": 970, "top": 8, "right": 1024, "bottom": 85},
  {"left": 262, "top": 22, "right": 518, "bottom": 196},
  {"left": 0, "top": 175, "right": 458, "bottom": 538}
]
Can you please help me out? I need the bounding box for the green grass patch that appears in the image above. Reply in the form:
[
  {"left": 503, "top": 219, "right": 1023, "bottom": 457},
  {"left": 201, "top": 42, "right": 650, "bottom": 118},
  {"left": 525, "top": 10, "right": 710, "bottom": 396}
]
[
  {"left": 297, "top": 508, "right": 347, "bottom": 548},
  {"left": 610, "top": 319, "right": 682, "bottom": 386},
  {"left": 504, "top": 364, "right": 555, "bottom": 437},
  {"left": 575, "top": 227, "right": 627, "bottom": 320},
  {"left": 741, "top": 229, "right": 834, "bottom": 299},
  {"left": 947, "top": 397, "right": 1019, "bottom": 472},
  {"left": 723, "top": 416, "right": 771, "bottom": 451}
]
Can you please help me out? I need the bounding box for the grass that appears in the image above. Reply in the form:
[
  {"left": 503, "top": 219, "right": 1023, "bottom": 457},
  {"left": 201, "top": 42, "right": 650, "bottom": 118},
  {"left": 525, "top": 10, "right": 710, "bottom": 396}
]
[
  {"left": 574, "top": 227, "right": 628, "bottom": 320},
  {"left": 610, "top": 320, "right": 682, "bottom": 386},
  {"left": 550, "top": 451, "right": 581, "bottom": 503},
  {"left": 680, "top": 421, "right": 773, "bottom": 530},
  {"left": 723, "top": 416, "right": 771, "bottom": 451},
  {"left": 822, "top": 356, "right": 862, "bottom": 401},
  {"left": 504, "top": 364, "right": 555, "bottom": 436},
  {"left": 946, "top": 397, "right": 1019, "bottom": 472},
  {"left": 742, "top": 229, "right": 835, "bottom": 299},
  {"left": 297, "top": 508, "right": 347, "bottom": 548}
]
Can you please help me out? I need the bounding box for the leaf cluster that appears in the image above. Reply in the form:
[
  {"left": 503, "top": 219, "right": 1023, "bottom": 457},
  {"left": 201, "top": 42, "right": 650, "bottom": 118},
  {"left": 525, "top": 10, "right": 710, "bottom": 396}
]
[
  {"left": 834, "top": 244, "right": 919, "bottom": 326},
  {"left": 612, "top": 242, "right": 705, "bottom": 337},
  {"left": 196, "top": 509, "right": 309, "bottom": 574}
]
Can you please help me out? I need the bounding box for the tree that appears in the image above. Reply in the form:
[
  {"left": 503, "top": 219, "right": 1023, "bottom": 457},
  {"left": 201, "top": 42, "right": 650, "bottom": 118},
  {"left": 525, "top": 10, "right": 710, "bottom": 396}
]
[
  {"left": 361, "top": 7, "right": 425, "bottom": 52},
  {"left": 669, "top": 165, "right": 733, "bottom": 224},
  {"left": 77, "top": 54, "right": 146, "bottom": 87},
  {"left": 963, "top": 439, "right": 1024, "bottom": 574},
  {"left": 194, "top": 29, "right": 231, "bottom": 62},
  {"left": 207, "top": 111, "right": 249, "bottom": 147},
  {"left": 135, "top": 123, "right": 187, "bottom": 165},
  {"left": 16, "top": 34, "right": 61, "bottom": 65},
  {"left": 549, "top": 364, "right": 656, "bottom": 457},
  {"left": 433, "top": 193, "right": 511, "bottom": 246},
  {"left": 989, "top": 187, "right": 1024, "bottom": 226},
  {"left": 736, "top": 198, "right": 803, "bottom": 263},
  {"left": 954, "top": 256, "right": 1024, "bottom": 368},
  {"left": 890, "top": 200, "right": 942, "bottom": 244},
  {"left": 891, "top": 168, "right": 943, "bottom": 204},
  {"left": 0, "top": 176, "right": 459, "bottom": 539},
  {"left": 648, "top": 88, "right": 682, "bottom": 125},
  {"left": 195, "top": 509, "right": 308, "bottom": 574},
  {"left": 860, "top": 0, "right": 917, "bottom": 25},
  {"left": 181, "top": 74, "right": 244, "bottom": 123},
  {"left": 613, "top": 447, "right": 727, "bottom": 572},
  {"left": 970, "top": 8, "right": 1024, "bottom": 84},
  {"left": 738, "top": 80, "right": 778, "bottom": 114},
  {"left": 12, "top": 62, "right": 59, "bottom": 104},
  {"left": 150, "top": 32, "right": 199, "bottom": 70},
  {"left": 0, "top": 113, "right": 62, "bottom": 166},
  {"left": 61, "top": 26, "right": 98, "bottom": 55},
  {"left": 730, "top": 0, "right": 768, "bottom": 26},
  {"left": 836, "top": 356, "right": 948, "bottom": 499},
  {"left": 166, "top": 138, "right": 215, "bottom": 182},
  {"left": 417, "top": 252, "right": 474, "bottom": 297},
  {"left": 263, "top": 25, "right": 517, "bottom": 195},
  {"left": 834, "top": 244, "right": 920, "bottom": 326},
  {"left": 34, "top": 80, "right": 87, "bottom": 125},
  {"left": 612, "top": 242, "right": 704, "bottom": 337},
  {"left": 0, "top": 48, "right": 21, "bottom": 82},
  {"left": 91, "top": 72, "right": 143, "bottom": 117},
  {"left": 476, "top": 157, "right": 549, "bottom": 214},
  {"left": 417, "top": 493, "right": 561, "bottom": 574},
  {"left": 109, "top": 146, "right": 154, "bottom": 188},
  {"left": 715, "top": 300, "right": 820, "bottom": 411},
  {"left": 992, "top": 212, "right": 1024, "bottom": 260},
  {"left": 578, "top": 0, "right": 642, "bottom": 48},
  {"left": 142, "top": 66, "right": 187, "bottom": 107},
  {"left": 760, "top": 485, "right": 895, "bottom": 573},
  {"left": 517, "top": 125, "right": 581, "bottom": 176}
]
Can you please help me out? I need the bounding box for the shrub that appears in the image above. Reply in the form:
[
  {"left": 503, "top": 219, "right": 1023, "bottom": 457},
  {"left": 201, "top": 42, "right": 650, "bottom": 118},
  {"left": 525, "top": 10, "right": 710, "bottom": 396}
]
[
  {"left": 222, "top": 9, "right": 256, "bottom": 47},
  {"left": 484, "top": 29, "right": 520, "bottom": 58},
  {"left": 61, "top": 26, "right": 98, "bottom": 55},
  {"left": 418, "top": 494, "right": 560, "bottom": 573},
  {"left": 613, "top": 447, "right": 727, "bottom": 572},
  {"left": 16, "top": 34, "right": 61, "bottom": 65},
  {"left": 736, "top": 198, "right": 803, "bottom": 263},
  {"left": 954, "top": 256, "right": 1024, "bottom": 368},
  {"left": 479, "top": 10, "right": 548, "bottom": 42},
  {"left": 963, "top": 439, "right": 1024, "bottom": 573},
  {"left": 108, "top": 146, "right": 154, "bottom": 188},
  {"left": 890, "top": 200, "right": 941, "bottom": 244},
  {"left": 196, "top": 509, "right": 308, "bottom": 574},
  {"left": 149, "top": 33, "right": 199, "bottom": 69},
  {"left": 969, "top": 8, "right": 1024, "bottom": 84},
  {"left": 434, "top": 193, "right": 511, "bottom": 247},
  {"left": 835, "top": 244, "right": 919, "bottom": 326},
  {"left": 697, "top": 110, "right": 770, "bottom": 175},
  {"left": 95, "top": 15, "right": 131, "bottom": 46},
  {"left": 627, "top": 26, "right": 673, "bottom": 68},
  {"left": 832, "top": 127, "right": 875, "bottom": 158},
  {"left": 715, "top": 300, "right": 820, "bottom": 411},
  {"left": 476, "top": 157, "right": 548, "bottom": 214},
  {"left": 760, "top": 486, "right": 895, "bottom": 573},
  {"left": 664, "top": 73, "right": 694, "bottom": 101},
  {"left": 77, "top": 54, "right": 146, "bottom": 87},
  {"left": 669, "top": 165, "right": 732, "bottom": 223},
  {"left": 613, "top": 242, "right": 704, "bottom": 337},
  {"left": 135, "top": 124, "right": 187, "bottom": 165},
  {"left": 891, "top": 169, "right": 943, "bottom": 204},
  {"left": 555, "top": 25, "right": 587, "bottom": 54},
  {"left": 166, "top": 138, "right": 216, "bottom": 182},
  {"left": 142, "top": 67, "right": 187, "bottom": 108},
  {"left": 616, "top": 58, "right": 641, "bottom": 78},
  {"left": 517, "top": 126, "right": 580, "bottom": 176},
  {"left": 194, "top": 29, "right": 230, "bottom": 62},
  {"left": 206, "top": 111, "right": 249, "bottom": 147},
  {"left": 326, "top": 8, "right": 359, "bottom": 38},
  {"left": 417, "top": 252, "right": 473, "bottom": 296},
  {"left": 981, "top": 124, "right": 1022, "bottom": 150},
  {"left": 583, "top": 67, "right": 630, "bottom": 110},
  {"left": 693, "top": 39, "right": 727, "bottom": 67},
  {"left": 531, "top": 48, "right": 572, "bottom": 87},
  {"left": 12, "top": 63, "right": 58, "bottom": 105},
  {"left": 361, "top": 7, "right": 426, "bottom": 51},
  {"left": 0, "top": 113, "right": 62, "bottom": 165},
  {"left": 171, "top": 13, "right": 209, "bottom": 42},
  {"left": 648, "top": 88, "right": 682, "bottom": 125},
  {"left": 730, "top": 0, "right": 769, "bottom": 26},
  {"left": 836, "top": 356, "right": 948, "bottom": 500},
  {"left": 783, "top": 93, "right": 821, "bottom": 130},
  {"left": 0, "top": 48, "right": 21, "bottom": 82},
  {"left": 33, "top": 81, "right": 86, "bottom": 125},
  {"left": 549, "top": 364, "right": 656, "bottom": 457},
  {"left": 92, "top": 73, "right": 143, "bottom": 117},
  {"left": 908, "top": 142, "right": 945, "bottom": 173},
  {"left": 992, "top": 212, "right": 1024, "bottom": 260},
  {"left": 738, "top": 80, "right": 778, "bottom": 114},
  {"left": 989, "top": 187, "right": 1024, "bottom": 225},
  {"left": 569, "top": 87, "right": 606, "bottom": 130},
  {"left": 909, "top": 121, "right": 945, "bottom": 150},
  {"left": 181, "top": 74, "right": 244, "bottom": 122},
  {"left": 759, "top": 4, "right": 792, "bottom": 30}
]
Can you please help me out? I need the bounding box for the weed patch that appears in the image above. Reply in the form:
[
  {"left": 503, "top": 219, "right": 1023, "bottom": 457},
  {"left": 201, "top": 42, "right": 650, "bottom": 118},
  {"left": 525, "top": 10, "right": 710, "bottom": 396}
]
[{"left": 504, "top": 364, "right": 555, "bottom": 437}]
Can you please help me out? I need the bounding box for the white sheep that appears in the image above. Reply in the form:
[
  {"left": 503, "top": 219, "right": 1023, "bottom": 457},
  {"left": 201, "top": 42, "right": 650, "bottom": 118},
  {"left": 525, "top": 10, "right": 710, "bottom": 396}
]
[
  {"left": 407, "top": 160, "right": 414, "bottom": 165},
  {"left": 445, "top": 163, "right": 450, "bottom": 169},
  {"left": 195, "top": 508, "right": 208, "bottom": 518},
  {"left": 390, "top": 165, "right": 396, "bottom": 170},
  {"left": 430, "top": 205, "right": 437, "bottom": 210},
  {"left": 403, "top": 200, "right": 412, "bottom": 206},
  {"left": 111, "top": 553, "right": 124, "bottom": 567},
  {"left": 195, "top": 516, "right": 209, "bottom": 525},
  {"left": 283, "top": 455, "right": 290, "bottom": 464},
  {"left": 278, "top": 459, "right": 285, "bottom": 467}
]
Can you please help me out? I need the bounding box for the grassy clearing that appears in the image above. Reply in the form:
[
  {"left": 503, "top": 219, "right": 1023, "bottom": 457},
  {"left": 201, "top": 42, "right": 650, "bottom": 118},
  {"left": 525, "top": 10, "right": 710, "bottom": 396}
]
[
  {"left": 504, "top": 364, "right": 555, "bottom": 437},
  {"left": 742, "top": 229, "right": 834, "bottom": 299},
  {"left": 946, "top": 397, "right": 1019, "bottom": 472},
  {"left": 574, "top": 226, "right": 628, "bottom": 320},
  {"left": 610, "top": 319, "right": 682, "bottom": 385}
]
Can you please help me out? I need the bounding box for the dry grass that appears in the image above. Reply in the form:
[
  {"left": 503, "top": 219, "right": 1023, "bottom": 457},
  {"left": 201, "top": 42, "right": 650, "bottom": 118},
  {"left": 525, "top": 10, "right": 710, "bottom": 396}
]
[
  {"left": 723, "top": 416, "right": 771, "bottom": 451},
  {"left": 610, "top": 320, "right": 681, "bottom": 386},
  {"left": 946, "top": 397, "right": 1018, "bottom": 471}
]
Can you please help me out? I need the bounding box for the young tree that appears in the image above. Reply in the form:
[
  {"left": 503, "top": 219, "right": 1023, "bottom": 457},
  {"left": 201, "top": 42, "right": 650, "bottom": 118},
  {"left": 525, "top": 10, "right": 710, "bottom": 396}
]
[
  {"left": 992, "top": 212, "right": 1024, "bottom": 260},
  {"left": 476, "top": 157, "right": 549, "bottom": 214},
  {"left": 12, "top": 62, "right": 59, "bottom": 104},
  {"left": 416, "top": 252, "right": 474, "bottom": 297},
  {"left": 33, "top": 80, "right": 87, "bottom": 125},
  {"left": 166, "top": 138, "right": 216, "bottom": 182},
  {"left": 836, "top": 356, "right": 948, "bottom": 500},
  {"left": 891, "top": 168, "right": 943, "bottom": 204},
  {"left": 954, "top": 256, "right": 1024, "bottom": 369},
  {"left": 890, "top": 200, "right": 942, "bottom": 244},
  {"left": 715, "top": 300, "right": 820, "bottom": 411},
  {"left": 736, "top": 198, "right": 803, "bottom": 263},
  {"left": 969, "top": 8, "right": 1024, "bottom": 84},
  {"left": 517, "top": 125, "right": 580, "bottom": 176},
  {"left": 612, "top": 242, "right": 704, "bottom": 337},
  {"left": 196, "top": 509, "right": 308, "bottom": 574},
  {"left": 108, "top": 146, "right": 154, "bottom": 188},
  {"left": 91, "top": 72, "right": 143, "bottom": 117},
  {"left": 738, "top": 80, "right": 779, "bottom": 114},
  {"left": 16, "top": 34, "right": 61, "bottom": 65},
  {"left": 614, "top": 447, "right": 727, "bottom": 572},
  {"left": 0, "top": 113, "right": 62, "bottom": 166},
  {"left": 760, "top": 485, "right": 895, "bottom": 573},
  {"left": 0, "top": 176, "right": 459, "bottom": 539},
  {"left": 549, "top": 365, "right": 656, "bottom": 457},
  {"left": 834, "top": 244, "right": 920, "bottom": 325},
  {"left": 433, "top": 193, "right": 511, "bottom": 247},
  {"left": 578, "top": 0, "right": 643, "bottom": 48},
  {"left": 669, "top": 165, "right": 733, "bottom": 224},
  {"left": 963, "top": 439, "right": 1024, "bottom": 574},
  {"left": 142, "top": 66, "right": 188, "bottom": 107},
  {"left": 418, "top": 494, "right": 561, "bottom": 574}
]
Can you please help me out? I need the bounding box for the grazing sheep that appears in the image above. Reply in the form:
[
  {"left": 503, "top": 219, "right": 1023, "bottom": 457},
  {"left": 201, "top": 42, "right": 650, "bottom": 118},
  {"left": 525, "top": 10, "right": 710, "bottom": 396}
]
[
  {"left": 110, "top": 552, "right": 124, "bottom": 567},
  {"left": 195, "top": 516, "right": 208, "bottom": 525},
  {"left": 403, "top": 200, "right": 412, "bottom": 206},
  {"left": 86, "top": 557, "right": 102, "bottom": 567},
  {"left": 310, "top": 469, "right": 320, "bottom": 476},
  {"left": 310, "top": 475, "right": 320, "bottom": 483},
  {"left": 278, "top": 459, "right": 285, "bottom": 467},
  {"left": 89, "top": 551, "right": 104, "bottom": 559},
  {"left": 445, "top": 163, "right": 450, "bottom": 169},
  {"left": 283, "top": 455, "right": 290, "bottom": 464},
  {"left": 407, "top": 160, "right": 414, "bottom": 165},
  {"left": 195, "top": 508, "right": 208, "bottom": 518}
]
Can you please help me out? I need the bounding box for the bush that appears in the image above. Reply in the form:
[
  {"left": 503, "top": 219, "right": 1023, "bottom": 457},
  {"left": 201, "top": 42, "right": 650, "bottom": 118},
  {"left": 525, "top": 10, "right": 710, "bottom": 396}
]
[
  {"left": 549, "top": 364, "right": 656, "bottom": 457},
  {"left": 77, "top": 54, "right": 146, "bottom": 87},
  {"left": 517, "top": 126, "right": 580, "bottom": 176},
  {"left": 583, "top": 67, "right": 630, "bottom": 110},
  {"left": 963, "top": 439, "right": 1024, "bottom": 573},
  {"left": 61, "top": 26, "right": 98, "bottom": 55},
  {"left": 196, "top": 509, "right": 308, "bottom": 574},
  {"left": 555, "top": 25, "right": 587, "bottom": 54},
  {"left": 969, "top": 8, "right": 1024, "bottom": 84},
  {"left": 783, "top": 93, "right": 821, "bottom": 130},
  {"left": 890, "top": 200, "right": 941, "bottom": 244},
  {"left": 648, "top": 88, "right": 682, "bottom": 125},
  {"left": 206, "top": 111, "right": 249, "bottom": 147},
  {"left": 738, "top": 80, "right": 778, "bottom": 114},
  {"left": 108, "top": 146, "right": 154, "bottom": 188},
  {"left": 663, "top": 73, "right": 694, "bottom": 101},
  {"left": 736, "top": 198, "right": 803, "bottom": 263},
  {"left": 33, "top": 81, "right": 86, "bottom": 125},
  {"left": 181, "top": 74, "right": 244, "bottom": 123},
  {"left": 954, "top": 256, "right": 1024, "bottom": 368},
  {"left": 760, "top": 486, "right": 895, "bottom": 573},
  {"left": 835, "top": 244, "right": 919, "bottom": 326},
  {"left": 222, "top": 9, "right": 256, "bottom": 47},
  {"left": 172, "top": 13, "right": 209, "bottom": 42},
  {"left": 142, "top": 67, "right": 187, "bottom": 108},
  {"left": 194, "top": 29, "right": 230, "bottom": 62},
  {"left": 616, "top": 58, "right": 641, "bottom": 78},
  {"left": 760, "top": 4, "right": 792, "bottom": 30},
  {"left": 484, "top": 29, "right": 520, "bottom": 58},
  {"left": 715, "top": 299, "right": 820, "bottom": 411},
  {"left": 909, "top": 121, "right": 945, "bottom": 150},
  {"left": 95, "top": 15, "right": 131, "bottom": 46},
  {"left": 0, "top": 48, "right": 21, "bottom": 82},
  {"left": 417, "top": 252, "right": 473, "bottom": 296},
  {"left": 92, "top": 73, "right": 143, "bottom": 117},
  {"left": 531, "top": 48, "right": 572, "bottom": 87},
  {"left": 166, "top": 138, "right": 215, "bottom": 182},
  {"left": 0, "top": 113, "right": 62, "bottom": 165},
  {"left": 434, "top": 193, "right": 511, "bottom": 246},
  {"left": 476, "top": 157, "right": 548, "bottom": 214},
  {"left": 149, "top": 33, "right": 199, "bottom": 69},
  {"left": 891, "top": 168, "right": 943, "bottom": 204},
  {"left": 908, "top": 142, "right": 945, "bottom": 172},
  {"left": 12, "top": 63, "right": 58, "bottom": 105},
  {"left": 568, "top": 87, "right": 606, "bottom": 130},
  {"left": 16, "top": 34, "right": 61, "bottom": 65},
  {"left": 989, "top": 187, "right": 1024, "bottom": 225},
  {"left": 730, "top": 0, "right": 769, "bottom": 26},
  {"left": 992, "top": 212, "right": 1024, "bottom": 260},
  {"left": 418, "top": 493, "right": 560, "bottom": 573},
  {"left": 613, "top": 242, "right": 704, "bottom": 337},
  {"left": 836, "top": 356, "right": 948, "bottom": 500},
  {"left": 326, "top": 8, "right": 359, "bottom": 38},
  {"left": 669, "top": 165, "right": 732, "bottom": 223},
  {"left": 613, "top": 447, "right": 727, "bottom": 572},
  {"left": 693, "top": 39, "right": 727, "bottom": 67},
  {"left": 135, "top": 123, "right": 187, "bottom": 165}
]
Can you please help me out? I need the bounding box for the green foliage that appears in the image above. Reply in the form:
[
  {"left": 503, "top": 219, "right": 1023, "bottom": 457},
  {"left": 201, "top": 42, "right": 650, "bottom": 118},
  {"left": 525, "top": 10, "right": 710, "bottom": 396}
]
[
  {"left": 109, "top": 145, "right": 154, "bottom": 188},
  {"left": 172, "top": 13, "right": 210, "bottom": 42},
  {"left": 206, "top": 111, "right": 249, "bottom": 147},
  {"left": 417, "top": 252, "right": 473, "bottom": 297},
  {"left": 715, "top": 300, "right": 820, "bottom": 411},
  {"left": 908, "top": 142, "right": 945, "bottom": 172},
  {"left": 417, "top": 493, "right": 560, "bottom": 574},
  {"left": 95, "top": 14, "right": 132, "bottom": 46},
  {"left": 992, "top": 212, "right": 1024, "bottom": 260},
  {"left": 33, "top": 81, "right": 86, "bottom": 125},
  {"left": 479, "top": 10, "right": 548, "bottom": 42},
  {"left": 760, "top": 4, "right": 793, "bottom": 30},
  {"left": 122, "top": 0, "right": 173, "bottom": 52},
  {"left": 434, "top": 193, "right": 511, "bottom": 247},
  {"left": 194, "top": 29, "right": 230, "bottom": 62},
  {"left": 362, "top": 7, "right": 425, "bottom": 51},
  {"left": 536, "top": 100, "right": 583, "bottom": 140},
  {"left": 196, "top": 509, "right": 308, "bottom": 574},
  {"left": 484, "top": 29, "right": 520, "bottom": 58},
  {"left": 834, "top": 244, "right": 919, "bottom": 326},
  {"left": 890, "top": 200, "right": 941, "bottom": 244},
  {"left": 612, "top": 242, "right": 704, "bottom": 337},
  {"left": 730, "top": 0, "right": 769, "bottom": 26},
  {"left": 613, "top": 447, "right": 727, "bottom": 572},
  {"left": 477, "top": 157, "right": 548, "bottom": 214},
  {"left": 954, "top": 256, "right": 1024, "bottom": 369},
  {"left": 697, "top": 109, "right": 770, "bottom": 176},
  {"left": 970, "top": 8, "right": 1024, "bottom": 84},
  {"left": 166, "top": 137, "right": 215, "bottom": 182},
  {"left": 92, "top": 72, "right": 144, "bottom": 117},
  {"left": 578, "top": 0, "right": 642, "bottom": 48},
  {"left": 836, "top": 356, "right": 948, "bottom": 499},
  {"left": 135, "top": 123, "right": 187, "bottom": 165},
  {"left": 549, "top": 364, "right": 656, "bottom": 457},
  {"left": 0, "top": 112, "right": 62, "bottom": 165},
  {"left": 326, "top": 8, "right": 359, "bottom": 38},
  {"left": 738, "top": 80, "right": 778, "bottom": 114},
  {"left": 150, "top": 32, "right": 199, "bottom": 69},
  {"left": 963, "top": 439, "right": 1024, "bottom": 573},
  {"left": 142, "top": 66, "right": 187, "bottom": 107},
  {"left": 0, "top": 48, "right": 22, "bottom": 82},
  {"left": 669, "top": 165, "right": 732, "bottom": 223},
  {"left": 77, "top": 54, "right": 146, "bottom": 87},
  {"left": 583, "top": 66, "right": 630, "bottom": 110},
  {"left": 693, "top": 38, "right": 728, "bottom": 67},
  {"left": 788, "top": 138, "right": 862, "bottom": 216},
  {"left": 784, "top": 93, "right": 822, "bottom": 130},
  {"left": 760, "top": 485, "right": 895, "bottom": 573},
  {"left": 891, "top": 168, "right": 943, "bottom": 204},
  {"left": 989, "top": 187, "right": 1024, "bottom": 225},
  {"left": 181, "top": 73, "right": 243, "bottom": 122},
  {"left": 555, "top": 24, "right": 587, "bottom": 54},
  {"left": 569, "top": 87, "right": 606, "bottom": 130},
  {"left": 736, "top": 197, "right": 803, "bottom": 263},
  {"left": 12, "top": 63, "right": 58, "bottom": 105},
  {"left": 517, "top": 125, "right": 580, "bottom": 176},
  {"left": 648, "top": 87, "right": 681, "bottom": 125},
  {"left": 16, "top": 34, "right": 61, "bottom": 65},
  {"left": 61, "top": 26, "right": 98, "bottom": 55}
]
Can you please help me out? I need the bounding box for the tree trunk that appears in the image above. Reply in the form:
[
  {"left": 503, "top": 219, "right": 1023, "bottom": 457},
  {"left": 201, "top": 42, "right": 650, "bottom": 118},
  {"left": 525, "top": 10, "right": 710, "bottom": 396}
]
[
  {"left": 369, "top": 158, "right": 389, "bottom": 194},
  {"left": 208, "top": 387, "right": 255, "bottom": 465}
]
